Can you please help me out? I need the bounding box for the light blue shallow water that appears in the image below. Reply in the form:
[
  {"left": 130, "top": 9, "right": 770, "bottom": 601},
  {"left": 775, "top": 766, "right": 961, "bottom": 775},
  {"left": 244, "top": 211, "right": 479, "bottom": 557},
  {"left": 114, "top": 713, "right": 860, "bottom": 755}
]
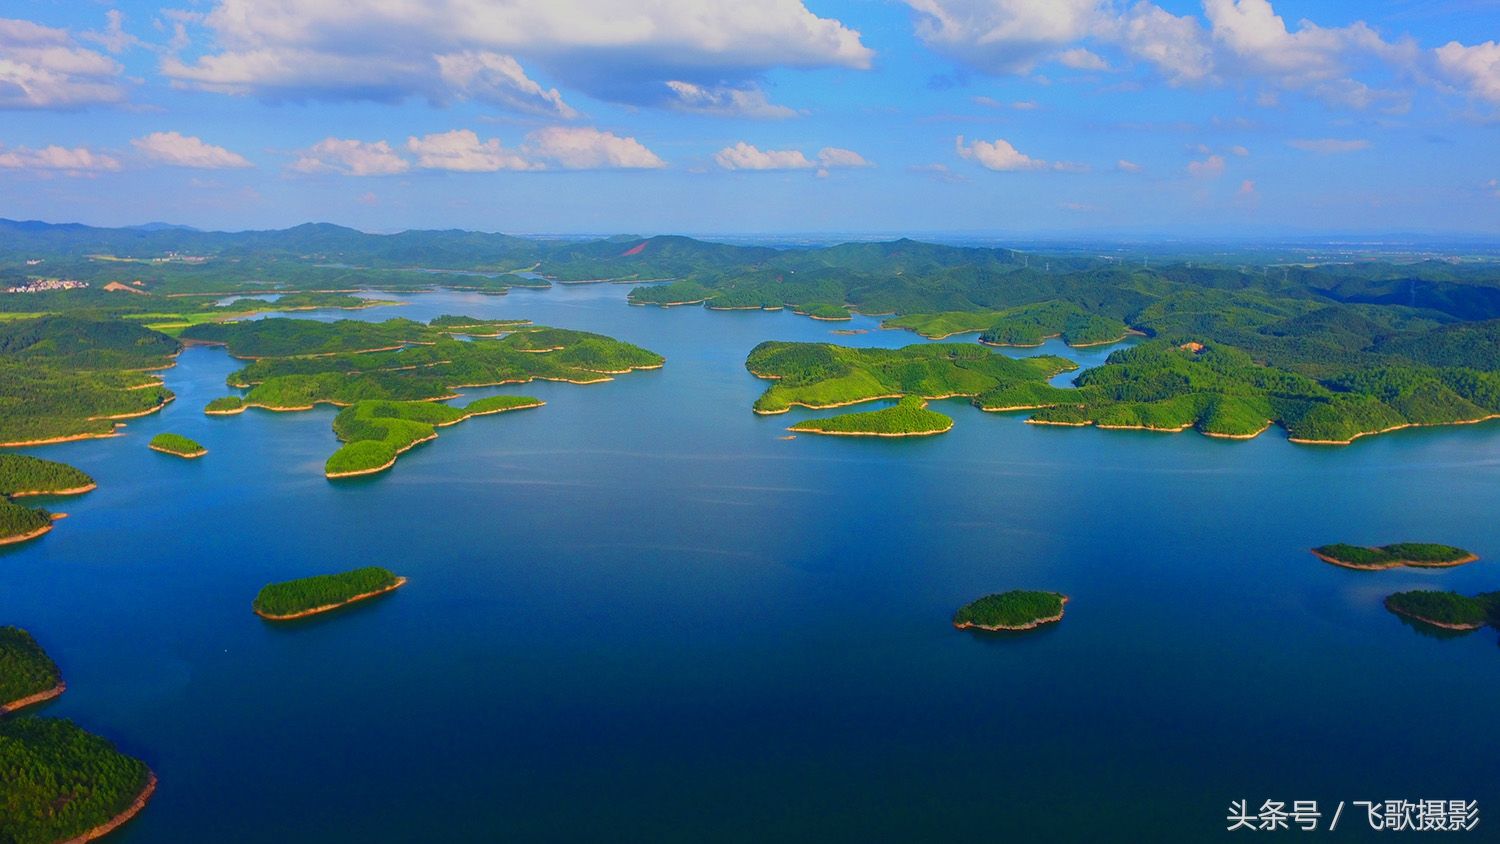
[{"left": 5, "top": 283, "right": 1499, "bottom": 841}]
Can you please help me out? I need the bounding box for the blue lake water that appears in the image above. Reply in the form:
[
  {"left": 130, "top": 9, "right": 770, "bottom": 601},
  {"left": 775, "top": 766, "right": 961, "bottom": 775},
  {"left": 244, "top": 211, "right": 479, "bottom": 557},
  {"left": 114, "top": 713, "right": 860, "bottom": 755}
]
[{"left": 5, "top": 283, "right": 1500, "bottom": 841}]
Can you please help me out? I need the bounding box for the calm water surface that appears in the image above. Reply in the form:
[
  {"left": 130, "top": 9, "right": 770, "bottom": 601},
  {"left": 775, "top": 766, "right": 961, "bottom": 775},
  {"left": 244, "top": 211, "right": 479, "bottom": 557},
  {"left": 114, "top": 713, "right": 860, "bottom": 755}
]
[{"left": 5, "top": 284, "right": 1499, "bottom": 841}]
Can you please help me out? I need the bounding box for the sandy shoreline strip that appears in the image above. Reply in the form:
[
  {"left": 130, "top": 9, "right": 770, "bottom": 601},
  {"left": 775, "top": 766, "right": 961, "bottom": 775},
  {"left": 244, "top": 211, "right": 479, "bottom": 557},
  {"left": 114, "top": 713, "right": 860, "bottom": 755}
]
[
  {"left": 0, "top": 523, "right": 54, "bottom": 546},
  {"left": 7, "top": 483, "right": 97, "bottom": 498},
  {"left": 0, "top": 680, "right": 66, "bottom": 714}
]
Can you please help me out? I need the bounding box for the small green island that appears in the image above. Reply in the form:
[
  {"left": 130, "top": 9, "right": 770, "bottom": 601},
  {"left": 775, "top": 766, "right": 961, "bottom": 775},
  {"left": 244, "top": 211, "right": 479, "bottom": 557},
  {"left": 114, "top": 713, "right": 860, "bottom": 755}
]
[
  {"left": 788, "top": 396, "right": 953, "bottom": 437},
  {"left": 0, "top": 455, "right": 96, "bottom": 546},
  {"left": 953, "top": 590, "right": 1069, "bottom": 632},
  {"left": 148, "top": 432, "right": 207, "bottom": 459},
  {"left": 204, "top": 395, "right": 247, "bottom": 415},
  {"left": 0, "top": 717, "right": 156, "bottom": 844},
  {"left": 254, "top": 566, "right": 407, "bottom": 620},
  {"left": 0, "top": 627, "right": 64, "bottom": 714},
  {"left": 1312, "top": 543, "right": 1478, "bottom": 570},
  {"left": 1384, "top": 590, "right": 1500, "bottom": 631},
  {"left": 326, "top": 396, "right": 541, "bottom": 477}
]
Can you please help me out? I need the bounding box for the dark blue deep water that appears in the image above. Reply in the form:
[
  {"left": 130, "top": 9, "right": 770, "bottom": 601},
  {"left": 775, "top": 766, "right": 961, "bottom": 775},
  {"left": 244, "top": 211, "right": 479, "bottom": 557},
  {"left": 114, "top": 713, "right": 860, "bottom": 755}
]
[{"left": 4, "top": 284, "right": 1499, "bottom": 841}]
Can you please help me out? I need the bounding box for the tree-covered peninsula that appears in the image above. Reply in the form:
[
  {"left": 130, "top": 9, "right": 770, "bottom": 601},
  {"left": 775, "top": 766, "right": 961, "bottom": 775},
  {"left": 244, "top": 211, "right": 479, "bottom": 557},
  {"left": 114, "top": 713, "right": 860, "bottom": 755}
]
[
  {"left": 0, "top": 454, "right": 95, "bottom": 498},
  {"left": 0, "top": 627, "right": 64, "bottom": 714},
  {"left": 326, "top": 396, "right": 541, "bottom": 477},
  {"left": 885, "top": 301, "right": 1130, "bottom": 346},
  {"left": 953, "top": 591, "right": 1069, "bottom": 631},
  {"left": 191, "top": 316, "right": 658, "bottom": 475},
  {"left": 1384, "top": 590, "right": 1500, "bottom": 631},
  {"left": 0, "top": 316, "right": 178, "bottom": 446},
  {"left": 1312, "top": 543, "right": 1478, "bottom": 570},
  {"left": 198, "top": 316, "right": 661, "bottom": 412},
  {"left": 0, "top": 455, "right": 95, "bottom": 546},
  {"left": 148, "top": 432, "right": 207, "bottom": 459},
  {"left": 0, "top": 717, "right": 155, "bottom": 844},
  {"left": 254, "top": 566, "right": 406, "bottom": 620},
  {"left": 746, "top": 341, "right": 1074, "bottom": 417},
  {"left": 788, "top": 396, "right": 953, "bottom": 437}
]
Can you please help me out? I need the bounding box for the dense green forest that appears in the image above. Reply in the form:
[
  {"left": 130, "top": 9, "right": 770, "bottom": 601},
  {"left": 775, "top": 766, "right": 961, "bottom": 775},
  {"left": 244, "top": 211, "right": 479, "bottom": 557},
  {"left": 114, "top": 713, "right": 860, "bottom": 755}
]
[
  {"left": 0, "top": 717, "right": 152, "bottom": 844},
  {"left": 254, "top": 566, "right": 404, "bottom": 618},
  {"left": 0, "top": 455, "right": 94, "bottom": 545},
  {"left": 0, "top": 500, "right": 51, "bottom": 544},
  {"left": 746, "top": 341, "right": 1073, "bottom": 416},
  {"left": 326, "top": 396, "right": 541, "bottom": 477},
  {"left": 1313, "top": 543, "right": 1477, "bottom": 569},
  {"left": 788, "top": 396, "right": 954, "bottom": 436},
  {"left": 199, "top": 317, "right": 661, "bottom": 412},
  {"left": 0, "top": 628, "right": 61, "bottom": 709},
  {"left": 0, "top": 455, "right": 94, "bottom": 496},
  {"left": 952, "top": 591, "right": 1068, "bottom": 631},
  {"left": 10, "top": 221, "right": 1500, "bottom": 447},
  {"left": 1384, "top": 590, "right": 1500, "bottom": 630},
  {"left": 148, "top": 433, "right": 206, "bottom": 458}
]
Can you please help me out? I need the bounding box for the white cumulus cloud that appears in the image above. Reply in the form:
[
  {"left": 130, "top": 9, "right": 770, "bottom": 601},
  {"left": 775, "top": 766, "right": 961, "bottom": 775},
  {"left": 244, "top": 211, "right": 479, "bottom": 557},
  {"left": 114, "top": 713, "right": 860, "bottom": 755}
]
[
  {"left": 160, "top": 0, "right": 871, "bottom": 113},
  {"left": 664, "top": 81, "right": 798, "bottom": 119},
  {"left": 1434, "top": 40, "right": 1500, "bottom": 104},
  {"left": 289, "top": 138, "right": 411, "bottom": 176},
  {"left": 522, "top": 127, "right": 665, "bottom": 170},
  {"left": 1187, "top": 154, "right": 1226, "bottom": 177},
  {"left": 0, "top": 16, "right": 129, "bottom": 109},
  {"left": 406, "top": 129, "right": 538, "bottom": 172},
  {"left": 132, "top": 131, "right": 252, "bottom": 169},
  {"left": 714, "top": 143, "right": 814, "bottom": 170},
  {"left": 954, "top": 135, "right": 1047, "bottom": 171},
  {"left": 0, "top": 144, "right": 121, "bottom": 175}
]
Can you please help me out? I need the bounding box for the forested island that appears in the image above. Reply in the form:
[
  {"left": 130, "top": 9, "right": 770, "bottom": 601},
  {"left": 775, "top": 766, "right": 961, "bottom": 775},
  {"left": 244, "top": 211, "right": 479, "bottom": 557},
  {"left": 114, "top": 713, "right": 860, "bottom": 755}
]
[
  {"left": 0, "top": 627, "right": 64, "bottom": 714},
  {"left": 788, "top": 396, "right": 953, "bottom": 437},
  {"left": 10, "top": 222, "right": 1500, "bottom": 449},
  {"left": 746, "top": 341, "right": 1074, "bottom": 418},
  {"left": 1384, "top": 590, "right": 1500, "bottom": 631},
  {"left": 148, "top": 432, "right": 207, "bottom": 459},
  {"left": 0, "top": 717, "right": 155, "bottom": 843},
  {"left": 181, "top": 315, "right": 657, "bottom": 475},
  {"left": 326, "top": 396, "right": 541, "bottom": 477},
  {"left": 953, "top": 591, "right": 1068, "bottom": 631},
  {"left": 0, "top": 316, "right": 177, "bottom": 446},
  {"left": 254, "top": 566, "right": 407, "bottom": 620},
  {"left": 885, "top": 301, "right": 1131, "bottom": 346},
  {"left": 1312, "top": 543, "right": 1478, "bottom": 570},
  {"left": 0, "top": 455, "right": 95, "bottom": 546}
]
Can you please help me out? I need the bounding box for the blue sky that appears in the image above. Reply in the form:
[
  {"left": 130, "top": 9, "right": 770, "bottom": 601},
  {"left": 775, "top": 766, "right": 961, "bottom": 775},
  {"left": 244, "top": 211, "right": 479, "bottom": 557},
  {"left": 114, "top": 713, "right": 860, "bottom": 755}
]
[{"left": 1, "top": 0, "right": 1498, "bottom": 236}]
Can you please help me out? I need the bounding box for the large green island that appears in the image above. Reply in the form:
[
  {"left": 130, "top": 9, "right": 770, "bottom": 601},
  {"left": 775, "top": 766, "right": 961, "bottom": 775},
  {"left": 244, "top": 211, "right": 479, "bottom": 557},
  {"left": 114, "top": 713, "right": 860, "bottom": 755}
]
[
  {"left": 187, "top": 315, "right": 661, "bottom": 475},
  {"left": 254, "top": 566, "right": 407, "bottom": 620},
  {"left": 0, "top": 455, "right": 96, "bottom": 546},
  {"left": 0, "top": 718, "right": 156, "bottom": 844},
  {"left": 788, "top": 396, "right": 953, "bottom": 437},
  {"left": 1312, "top": 543, "right": 1478, "bottom": 570},
  {"left": 326, "top": 396, "right": 542, "bottom": 477},
  {"left": 953, "top": 591, "right": 1069, "bottom": 632},
  {"left": 746, "top": 341, "right": 1074, "bottom": 418},
  {"left": 1384, "top": 590, "right": 1500, "bottom": 631},
  {"left": 0, "top": 627, "right": 64, "bottom": 714}
]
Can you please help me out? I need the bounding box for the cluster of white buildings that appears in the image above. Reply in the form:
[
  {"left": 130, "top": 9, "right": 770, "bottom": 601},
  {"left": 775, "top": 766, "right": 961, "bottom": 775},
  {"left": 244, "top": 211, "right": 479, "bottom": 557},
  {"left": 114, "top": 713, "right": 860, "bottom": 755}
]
[{"left": 5, "top": 278, "right": 89, "bottom": 294}]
